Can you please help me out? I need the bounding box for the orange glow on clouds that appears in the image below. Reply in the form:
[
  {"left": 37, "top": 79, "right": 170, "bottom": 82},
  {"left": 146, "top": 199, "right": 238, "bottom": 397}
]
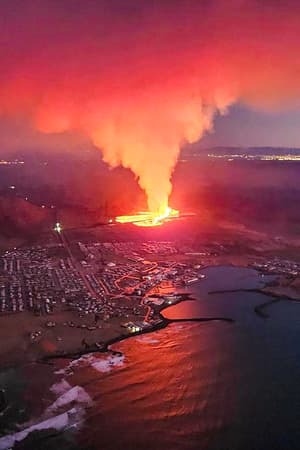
[{"left": 1, "top": 1, "right": 300, "bottom": 213}]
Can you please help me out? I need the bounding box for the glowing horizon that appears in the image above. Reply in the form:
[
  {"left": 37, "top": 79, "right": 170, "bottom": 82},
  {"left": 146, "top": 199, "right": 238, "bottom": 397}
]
[
  {"left": 1, "top": 1, "right": 300, "bottom": 208},
  {"left": 116, "top": 206, "right": 179, "bottom": 227}
]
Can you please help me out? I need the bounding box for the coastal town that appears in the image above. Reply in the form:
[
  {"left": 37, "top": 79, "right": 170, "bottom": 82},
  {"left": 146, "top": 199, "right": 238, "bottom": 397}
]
[
  {"left": 0, "top": 232, "right": 299, "bottom": 364},
  {"left": 0, "top": 238, "right": 209, "bottom": 356},
  {"left": 0, "top": 240, "right": 206, "bottom": 316}
]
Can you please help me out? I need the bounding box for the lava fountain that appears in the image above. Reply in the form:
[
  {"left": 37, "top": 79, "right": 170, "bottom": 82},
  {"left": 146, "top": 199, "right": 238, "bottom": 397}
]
[{"left": 116, "top": 206, "right": 179, "bottom": 227}]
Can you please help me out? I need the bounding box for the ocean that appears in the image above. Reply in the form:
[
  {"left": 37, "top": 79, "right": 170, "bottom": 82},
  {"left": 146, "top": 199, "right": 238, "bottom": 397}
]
[{"left": 1, "top": 266, "right": 300, "bottom": 450}]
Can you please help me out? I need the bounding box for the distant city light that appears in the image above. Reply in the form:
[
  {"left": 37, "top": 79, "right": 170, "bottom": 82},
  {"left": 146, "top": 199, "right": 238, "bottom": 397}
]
[
  {"left": 0, "top": 159, "right": 24, "bottom": 165},
  {"left": 54, "top": 222, "right": 62, "bottom": 233},
  {"left": 207, "top": 153, "right": 300, "bottom": 161}
]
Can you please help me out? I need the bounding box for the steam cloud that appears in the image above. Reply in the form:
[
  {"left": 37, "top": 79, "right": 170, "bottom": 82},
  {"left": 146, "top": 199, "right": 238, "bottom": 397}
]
[{"left": 1, "top": 0, "right": 300, "bottom": 212}]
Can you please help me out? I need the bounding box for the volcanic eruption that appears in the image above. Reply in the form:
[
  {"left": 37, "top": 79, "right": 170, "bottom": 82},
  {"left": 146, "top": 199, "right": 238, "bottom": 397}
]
[
  {"left": 1, "top": 0, "right": 300, "bottom": 226},
  {"left": 116, "top": 207, "right": 180, "bottom": 227}
]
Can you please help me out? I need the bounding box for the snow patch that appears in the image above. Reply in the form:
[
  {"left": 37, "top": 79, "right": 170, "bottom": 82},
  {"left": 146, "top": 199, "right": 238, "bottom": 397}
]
[
  {"left": 0, "top": 352, "right": 127, "bottom": 449},
  {"left": 0, "top": 408, "right": 75, "bottom": 450},
  {"left": 50, "top": 379, "right": 71, "bottom": 396},
  {"left": 0, "top": 384, "right": 92, "bottom": 450},
  {"left": 46, "top": 385, "right": 92, "bottom": 414}
]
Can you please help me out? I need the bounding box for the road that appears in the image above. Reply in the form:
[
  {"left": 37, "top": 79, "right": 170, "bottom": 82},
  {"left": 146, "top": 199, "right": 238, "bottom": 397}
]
[
  {"left": 55, "top": 230, "right": 101, "bottom": 300},
  {"left": 54, "top": 230, "right": 178, "bottom": 310},
  {"left": 114, "top": 274, "right": 140, "bottom": 292},
  {"left": 114, "top": 262, "right": 158, "bottom": 293}
]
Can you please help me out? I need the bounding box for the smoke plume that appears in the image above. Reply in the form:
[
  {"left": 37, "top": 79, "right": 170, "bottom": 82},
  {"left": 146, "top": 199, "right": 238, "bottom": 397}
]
[{"left": 1, "top": 0, "right": 300, "bottom": 212}]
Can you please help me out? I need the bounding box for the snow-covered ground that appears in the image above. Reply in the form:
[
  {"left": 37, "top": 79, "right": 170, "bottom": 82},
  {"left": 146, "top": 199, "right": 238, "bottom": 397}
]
[
  {"left": 0, "top": 380, "right": 92, "bottom": 450},
  {"left": 0, "top": 352, "right": 127, "bottom": 449}
]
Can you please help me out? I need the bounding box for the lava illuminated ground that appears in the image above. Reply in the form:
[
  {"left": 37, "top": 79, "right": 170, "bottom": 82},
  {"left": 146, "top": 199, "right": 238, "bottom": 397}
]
[{"left": 116, "top": 207, "right": 180, "bottom": 227}]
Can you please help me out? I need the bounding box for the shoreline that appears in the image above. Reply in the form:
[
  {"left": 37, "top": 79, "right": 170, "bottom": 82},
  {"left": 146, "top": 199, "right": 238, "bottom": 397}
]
[
  {"left": 39, "top": 275, "right": 300, "bottom": 363},
  {"left": 1, "top": 262, "right": 298, "bottom": 370},
  {"left": 40, "top": 297, "right": 235, "bottom": 363},
  {"left": 208, "top": 287, "right": 300, "bottom": 318}
]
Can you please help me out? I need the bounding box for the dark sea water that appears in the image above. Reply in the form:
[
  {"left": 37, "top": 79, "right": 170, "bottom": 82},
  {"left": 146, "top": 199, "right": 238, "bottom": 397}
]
[{"left": 1, "top": 266, "right": 300, "bottom": 450}]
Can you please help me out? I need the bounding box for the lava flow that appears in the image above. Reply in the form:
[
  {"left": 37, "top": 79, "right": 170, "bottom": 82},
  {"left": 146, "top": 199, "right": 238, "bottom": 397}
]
[{"left": 116, "top": 206, "right": 179, "bottom": 227}]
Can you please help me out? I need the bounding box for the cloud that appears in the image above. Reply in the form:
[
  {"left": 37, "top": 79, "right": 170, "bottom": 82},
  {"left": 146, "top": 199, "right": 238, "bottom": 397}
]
[{"left": 0, "top": 0, "right": 300, "bottom": 211}]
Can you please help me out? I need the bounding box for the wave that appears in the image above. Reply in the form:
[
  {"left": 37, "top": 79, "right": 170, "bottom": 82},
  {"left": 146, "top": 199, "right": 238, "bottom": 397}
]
[{"left": 55, "top": 352, "right": 125, "bottom": 376}]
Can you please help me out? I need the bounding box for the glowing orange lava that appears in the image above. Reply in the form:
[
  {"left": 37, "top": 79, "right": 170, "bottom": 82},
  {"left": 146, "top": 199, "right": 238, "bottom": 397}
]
[{"left": 116, "top": 206, "right": 179, "bottom": 227}]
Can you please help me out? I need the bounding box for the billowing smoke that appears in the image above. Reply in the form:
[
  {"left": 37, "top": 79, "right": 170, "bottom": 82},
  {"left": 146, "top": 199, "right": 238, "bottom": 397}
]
[{"left": 1, "top": 0, "right": 300, "bottom": 213}]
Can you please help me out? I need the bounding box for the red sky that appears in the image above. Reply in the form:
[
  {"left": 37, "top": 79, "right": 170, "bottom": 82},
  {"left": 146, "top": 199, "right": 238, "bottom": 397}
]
[{"left": 1, "top": 0, "right": 300, "bottom": 211}]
